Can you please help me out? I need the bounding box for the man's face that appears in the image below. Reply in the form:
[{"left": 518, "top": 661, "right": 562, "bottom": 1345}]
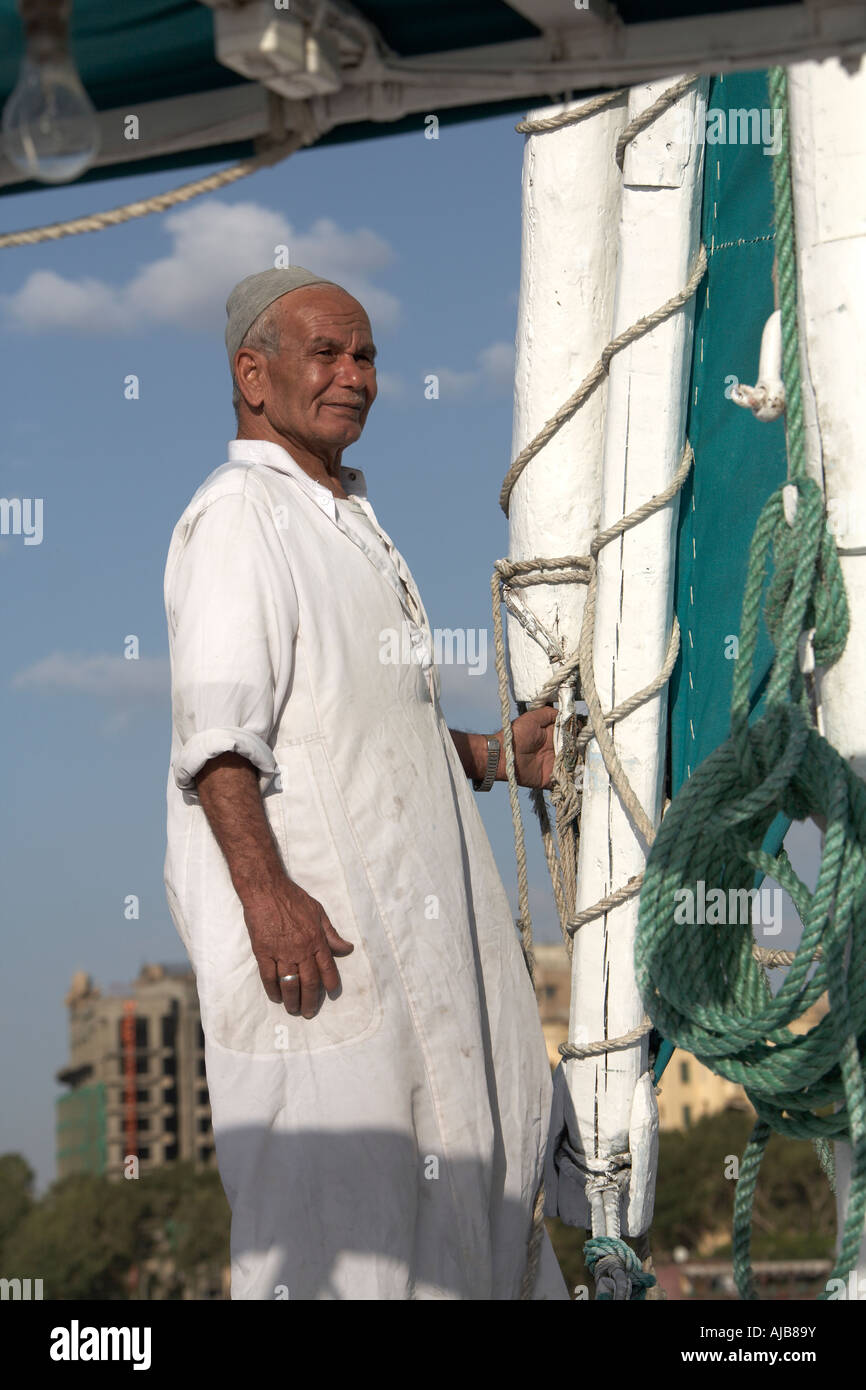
[{"left": 239, "top": 285, "right": 377, "bottom": 455}]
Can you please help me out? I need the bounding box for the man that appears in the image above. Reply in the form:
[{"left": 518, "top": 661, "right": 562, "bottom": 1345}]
[{"left": 163, "top": 265, "right": 569, "bottom": 1300}]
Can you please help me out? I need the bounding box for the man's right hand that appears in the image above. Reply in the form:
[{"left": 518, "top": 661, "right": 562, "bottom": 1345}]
[
  {"left": 194, "top": 752, "right": 355, "bottom": 1021},
  {"left": 242, "top": 878, "right": 355, "bottom": 1019}
]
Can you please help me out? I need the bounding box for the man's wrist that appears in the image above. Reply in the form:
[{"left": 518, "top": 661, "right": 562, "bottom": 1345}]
[
  {"left": 469, "top": 732, "right": 488, "bottom": 782},
  {"left": 494, "top": 730, "right": 506, "bottom": 781},
  {"left": 231, "top": 858, "right": 290, "bottom": 906},
  {"left": 446, "top": 727, "right": 507, "bottom": 784}
]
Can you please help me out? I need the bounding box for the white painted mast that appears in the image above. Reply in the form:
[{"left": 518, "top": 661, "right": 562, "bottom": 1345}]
[
  {"left": 508, "top": 74, "right": 707, "bottom": 1289},
  {"left": 561, "top": 77, "right": 706, "bottom": 1254},
  {"left": 508, "top": 92, "right": 627, "bottom": 700},
  {"left": 788, "top": 55, "right": 866, "bottom": 1295}
]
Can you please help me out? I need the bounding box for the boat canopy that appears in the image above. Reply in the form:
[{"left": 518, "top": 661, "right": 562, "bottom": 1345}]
[{"left": 1, "top": 0, "right": 863, "bottom": 195}]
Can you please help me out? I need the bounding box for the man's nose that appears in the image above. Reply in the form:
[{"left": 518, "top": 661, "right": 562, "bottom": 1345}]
[{"left": 335, "top": 354, "right": 365, "bottom": 387}]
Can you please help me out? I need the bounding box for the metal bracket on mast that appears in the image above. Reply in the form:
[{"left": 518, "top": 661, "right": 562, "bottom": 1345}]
[{"left": 501, "top": 583, "right": 568, "bottom": 665}]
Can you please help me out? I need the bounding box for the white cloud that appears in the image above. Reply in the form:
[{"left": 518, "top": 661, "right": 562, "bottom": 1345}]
[
  {"left": 477, "top": 341, "right": 516, "bottom": 391},
  {"left": 6, "top": 271, "right": 128, "bottom": 332},
  {"left": 0, "top": 201, "right": 400, "bottom": 335},
  {"left": 430, "top": 339, "right": 515, "bottom": 400},
  {"left": 12, "top": 652, "right": 169, "bottom": 699},
  {"left": 432, "top": 367, "right": 477, "bottom": 398},
  {"left": 373, "top": 370, "right": 405, "bottom": 400}
]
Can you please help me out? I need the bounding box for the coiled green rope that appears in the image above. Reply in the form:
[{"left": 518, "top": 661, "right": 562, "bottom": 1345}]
[{"left": 635, "top": 67, "right": 866, "bottom": 1300}]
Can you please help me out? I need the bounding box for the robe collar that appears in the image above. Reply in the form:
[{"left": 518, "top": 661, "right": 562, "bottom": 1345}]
[{"left": 227, "top": 438, "right": 367, "bottom": 519}]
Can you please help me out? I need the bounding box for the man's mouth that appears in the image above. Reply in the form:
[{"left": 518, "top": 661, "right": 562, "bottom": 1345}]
[{"left": 324, "top": 401, "right": 363, "bottom": 413}]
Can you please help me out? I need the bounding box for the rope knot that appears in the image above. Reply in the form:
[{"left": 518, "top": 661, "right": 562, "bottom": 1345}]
[{"left": 584, "top": 1236, "right": 657, "bottom": 1300}]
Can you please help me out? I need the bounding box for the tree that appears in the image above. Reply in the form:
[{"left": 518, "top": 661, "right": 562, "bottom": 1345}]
[
  {"left": 2, "top": 1173, "right": 141, "bottom": 1299},
  {"left": 0, "top": 1153, "right": 35, "bottom": 1262},
  {"left": 1, "top": 1162, "right": 231, "bottom": 1300}
]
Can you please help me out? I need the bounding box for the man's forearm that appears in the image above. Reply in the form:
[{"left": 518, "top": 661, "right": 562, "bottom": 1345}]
[
  {"left": 195, "top": 752, "right": 288, "bottom": 902},
  {"left": 448, "top": 728, "right": 505, "bottom": 783}
]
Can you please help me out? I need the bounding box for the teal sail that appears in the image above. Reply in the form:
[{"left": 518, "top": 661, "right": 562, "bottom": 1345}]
[{"left": 655, "top": 70, "right": 792, "bottom": 1084}]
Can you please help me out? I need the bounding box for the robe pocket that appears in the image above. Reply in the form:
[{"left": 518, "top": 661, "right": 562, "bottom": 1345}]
[{"left": 201, "top": 739, "right": 384, "bottom": 1057}]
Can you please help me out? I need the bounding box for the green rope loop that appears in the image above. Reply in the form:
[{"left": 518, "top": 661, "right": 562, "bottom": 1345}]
[
  {"left": 584, "top": 1236, "right": 657, "bottom": 1300},
  {"left": 636, "top": 66, "right": 864, "bottom": 1301}
]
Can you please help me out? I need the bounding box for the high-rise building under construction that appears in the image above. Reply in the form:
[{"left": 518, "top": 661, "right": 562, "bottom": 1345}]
[{"left": 56, "top": 963, "right": 215, "bottom": 1179}]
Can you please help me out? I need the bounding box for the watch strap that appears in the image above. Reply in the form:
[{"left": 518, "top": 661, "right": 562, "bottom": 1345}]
[{"left": 473, "top": 735, "right": 500, "bottom": 792}]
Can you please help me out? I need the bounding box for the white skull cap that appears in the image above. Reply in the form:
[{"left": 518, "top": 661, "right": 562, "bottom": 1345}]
[{"left": 225, "top": 266, "right": 342, "bottom": 365}]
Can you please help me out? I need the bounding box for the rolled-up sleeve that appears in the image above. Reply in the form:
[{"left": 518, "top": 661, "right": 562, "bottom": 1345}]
[{"left": 167, "top": 487, "right": 298, "bottom": 793}]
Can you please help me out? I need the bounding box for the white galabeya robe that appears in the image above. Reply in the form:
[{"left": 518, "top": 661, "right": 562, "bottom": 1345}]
[{"left": 163, "top": 438, "right": 568, "bottom": 1300}]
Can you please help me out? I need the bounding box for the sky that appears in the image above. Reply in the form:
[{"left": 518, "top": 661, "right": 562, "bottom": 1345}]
[{"left": 0, "top": 104, "right": 818, "bottom": 1194}]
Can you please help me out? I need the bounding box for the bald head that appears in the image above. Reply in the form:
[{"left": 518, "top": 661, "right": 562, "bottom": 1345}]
[{"left": 232, "top": 283, "right": 378, "bottom": 471}]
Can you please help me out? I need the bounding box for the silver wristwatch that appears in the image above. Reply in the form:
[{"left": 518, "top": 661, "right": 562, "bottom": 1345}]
[{"left": 473, "top": 735, "right": 500, "bottom": 792}]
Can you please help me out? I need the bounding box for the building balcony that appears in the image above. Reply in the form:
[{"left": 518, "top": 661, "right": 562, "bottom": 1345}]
[{"left": 56, "top": 1062, "right": 93, "bottom": 1088}]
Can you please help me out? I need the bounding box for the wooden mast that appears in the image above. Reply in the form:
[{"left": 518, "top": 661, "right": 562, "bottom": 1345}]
[{"left": 509, "top": 78, "right": 707, "bottom": 1280}]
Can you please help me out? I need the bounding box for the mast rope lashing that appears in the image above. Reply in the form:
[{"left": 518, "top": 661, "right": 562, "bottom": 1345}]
[
  {"left": 635, "top": 65, "right": 863, "bottom": 1302},
  {"left": 560, "top": 1015, "right": 653, "bottom": 1062},
  {"left": 494, "top": 408, "right": 697, "bottom": 963},
  {"left": 514, "top": 71, "right": 699, "bottom": 174},
  {"left": 499, "top": 248, "right": 706, "bottom": 515},
  {"left": 503, "top": 74, "right": 704, "bottom": 1299},
  {"left": 495, "top": 440, "right": 695, "bottom": 969}
]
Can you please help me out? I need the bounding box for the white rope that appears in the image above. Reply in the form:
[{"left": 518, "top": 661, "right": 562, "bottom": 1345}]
[
  {"left": 560, "top": 1015, "right": 653, "bottom": 1062},
  {"left": 0, "top": 135, "right": 303, "bottom": 250}
]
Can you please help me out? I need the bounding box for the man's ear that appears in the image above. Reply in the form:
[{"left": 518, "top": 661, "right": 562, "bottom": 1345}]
[{"left": 235, "top": 347, "right": 266, "bottom": 410}]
